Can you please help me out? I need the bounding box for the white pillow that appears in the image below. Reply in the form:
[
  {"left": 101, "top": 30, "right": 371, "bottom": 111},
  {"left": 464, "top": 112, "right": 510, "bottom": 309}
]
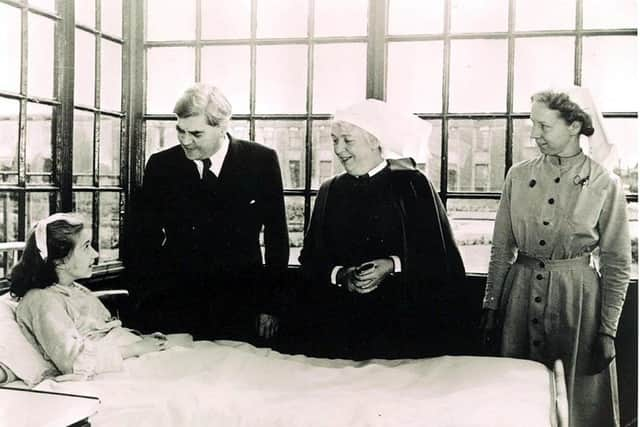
[{"left": 0, "top": 293, "right": 58, "bottom": 386}]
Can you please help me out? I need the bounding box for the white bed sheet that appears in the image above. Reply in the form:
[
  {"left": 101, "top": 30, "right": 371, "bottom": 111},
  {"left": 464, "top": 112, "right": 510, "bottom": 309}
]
[{"left": 25, "top": 341, "right": 557, "bottom": 427}]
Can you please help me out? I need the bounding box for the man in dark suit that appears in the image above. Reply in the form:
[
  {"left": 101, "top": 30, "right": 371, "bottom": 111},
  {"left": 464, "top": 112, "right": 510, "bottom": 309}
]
[{"left": 131, "top": 83, "right": 289, "bottom": 343}]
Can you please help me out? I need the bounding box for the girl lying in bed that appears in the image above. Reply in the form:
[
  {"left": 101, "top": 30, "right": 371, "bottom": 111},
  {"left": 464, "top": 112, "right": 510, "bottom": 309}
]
[{"left": 9, "top": 213, "right": 169, "bottom": 379}]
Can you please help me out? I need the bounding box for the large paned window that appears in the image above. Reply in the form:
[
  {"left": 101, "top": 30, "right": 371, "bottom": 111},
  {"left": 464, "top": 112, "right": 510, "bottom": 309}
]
[
  {"left": 0, "top": 0, "right": 127, "bottom": 278},
  {"left": 142, "top": 0, "right": 369, "bottom": 265},
  {"left": 386, "top": 0, "right": 638, "bottom": 274},
  {"left": 140, "top": 0, "right": 637, "bottom": 274}
]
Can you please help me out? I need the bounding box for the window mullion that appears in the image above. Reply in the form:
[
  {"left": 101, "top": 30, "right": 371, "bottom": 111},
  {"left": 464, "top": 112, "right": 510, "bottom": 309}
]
[
  {"left": 574, "top": 0, "right": 584, "bottom": 86},
  {"left": 54, "top": 0, "right": 75, "bottom": 213},
  {"left": 195, "top": 0, "right": 201, "bottom": 82},
  {"left": 366, "top": 0, "right": 385, "bottom": 100},
  {"left": 440, "top": 0, "right": 452, "bottom": 201},
  {"left": 249, "top": 0, "right": 257, "bottom": 141}
]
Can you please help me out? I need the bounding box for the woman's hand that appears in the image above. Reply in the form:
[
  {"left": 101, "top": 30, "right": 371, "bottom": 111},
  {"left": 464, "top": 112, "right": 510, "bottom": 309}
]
[
  {"left": 350, "top": 259, "right": 394, "bottom": 294},
  {"left": 120, "top": 335, "right": 167, "bottom": 359},
  {"left": 480, "top": 309, "right": 499, "bottom": 354},
  {"left": 588, "top": 333, "right": 616, "bottom": 375}
]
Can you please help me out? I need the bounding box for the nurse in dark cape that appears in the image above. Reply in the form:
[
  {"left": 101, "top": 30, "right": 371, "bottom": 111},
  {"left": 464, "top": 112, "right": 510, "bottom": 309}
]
[{"left": 299, "top": 99, "right": 465, "bottom": 360}]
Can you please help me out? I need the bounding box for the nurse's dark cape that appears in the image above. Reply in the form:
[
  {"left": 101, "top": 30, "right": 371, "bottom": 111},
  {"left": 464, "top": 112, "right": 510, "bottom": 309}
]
[{"left": 300, "top": 158, "right": 466, "bottom": 312}]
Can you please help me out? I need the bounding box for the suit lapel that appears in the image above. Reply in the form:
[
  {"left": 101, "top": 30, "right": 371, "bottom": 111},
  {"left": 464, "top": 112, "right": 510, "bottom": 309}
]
[
  {"left": 173, "top": 146, "right": 201, "bottom": 183},
  {"left": 217, "top": 135, "right": 241, "bottom": 188}
]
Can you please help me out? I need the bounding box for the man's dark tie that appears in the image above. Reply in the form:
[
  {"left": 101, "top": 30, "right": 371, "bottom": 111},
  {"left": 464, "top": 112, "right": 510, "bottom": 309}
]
[{"left": 201, "top": 159, "right": 217, "bottom": 184}]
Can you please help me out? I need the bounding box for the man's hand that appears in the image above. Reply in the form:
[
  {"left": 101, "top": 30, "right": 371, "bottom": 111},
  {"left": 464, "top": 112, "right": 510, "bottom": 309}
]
[
  {"left": 588, "top": 333, "right": 616, "bottom": 375},
  {"left": 257, "top": 313, "right": 279, "bottom": 339}
]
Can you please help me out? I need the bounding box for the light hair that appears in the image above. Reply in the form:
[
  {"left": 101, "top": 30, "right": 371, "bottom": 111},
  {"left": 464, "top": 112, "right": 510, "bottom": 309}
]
[{"left": 173, "top": 83, "right": 232, "bottom": 129}]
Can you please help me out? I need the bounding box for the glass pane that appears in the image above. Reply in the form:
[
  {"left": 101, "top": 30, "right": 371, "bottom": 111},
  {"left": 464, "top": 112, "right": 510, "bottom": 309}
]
[
  {"left": 629, "top": 202, "right": 638, "bottom": 279},
  {"left": 0, "top": 192, "right": 19, "bottom": 278},
  {"left": 101, "top": 0, "right": 122, "bottom": 37},
  {"left": 449, "top": 39, "right": 507, "bottom": 113},
  {"left": 417, "top": 119, "right": 442, "bottom": 189},
  {"left": 75, "top": 29, "right": 96, "bottom": 107},
  {"left": 447, "top": 119, "right": 506, "bottom": 192},
  {"left": 582, "top": 36, "right": 638, "bottom": 112},
  {"left": 255, "top": 45, "right": 307, "bottom": 113},
  {"left": 100, "top": 38, "right": 122, "bottom": 111},
  {"left": 229, "top": 120, "right": 250, "bottom": 140},
  {"left": 311, "top": 120, "right": 341, "bottom": 189},
  {"left": 0, "top": 4, "right": 21, "bottom": 93},
  {"left": 99, "top": 116, "right": 121, "bottom": 186},
  {"left": 147, "top": 47, "right": 195, "bottom": 114},
  {"left": 201, "top": 0, "right": 250, "bottom": 39},
  {"left": 388, "top": 0, "right": 444, "bottom": 35},
  {"left": 73, "top": 110, "right": 94, "bottom": 185},
  {"left": 0, "top": 192, "right": 19, "bottom": 242},
  {"left": 513, "top": 119, "right": 541, "bottom": 163},
  {"left": 201, "top": 45, "right": 250, "bottom": 114},
  {"left": 312, "top": 43, "right": 366, "bottom": 113},
  {"left": 256, "top": 0, "right": 308, "bottom": 38},
  {"left": 72, "top": 192, "right": 93, "bottom": 225},
  {"left": 255, "top": 120, "right": 306, "bottom": 189},
  {"left": 515, "top": 0, "right": 575, "bottom": 30},
  {"left": 605, "top": 118, "right": 638, "bottom": 195},
  {"left": 513, "top": 37, "right": 574, "bottom": 112},
  {"left": 27, "top": 192, "right": 55, "bottom": 232},
  {"left": 584, "top": 0, "right": 637, "bottom": 29},
  {"left": 387, "top": 41, "right": 443, "bottom": 114},
  {"left": 286, "top": 196, "right": 305, "bottom": 266},
  {"left": 448, "top": 198, "right": 499, "bottom": 274},
  {"left": 145, "top": 120, "right": 178, "bottom": 162},
  {"left": 99, "top": 192, "right": 120, "bottom": 262},
  {"left": 29, "top": 0, "right": 56, "bottom": 12},
  {"left": 26, "top": 103, "right": 53, "bottom": 184},
  {"left": 28, "top": 13, "right": 55, "bottom": 98},
  {"left": 100, "top": 39, "right": 122, "bottom": 111},
  {"left": 75, "top": 0, "right": 95, "bottom": 28},
  {"left": 146, "top": 0, "right": 195, "bottom": 41},
  {"left": 0, "top": 99, "right": 19, "bottom": 184},
  {"left": 314, "top": 0, "right": 368, "bottom": 37},
  {"left": 451, "top": 0, "right": 508, "bottom": 33}
]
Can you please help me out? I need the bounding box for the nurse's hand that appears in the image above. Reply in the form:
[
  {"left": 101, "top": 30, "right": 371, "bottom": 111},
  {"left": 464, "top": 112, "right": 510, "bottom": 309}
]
[
  {"left": 589, "top": 333, "right": 616, "bottom": 375},
  {"left": 480, "top": 309, "right": 499, "bottom": 355}
]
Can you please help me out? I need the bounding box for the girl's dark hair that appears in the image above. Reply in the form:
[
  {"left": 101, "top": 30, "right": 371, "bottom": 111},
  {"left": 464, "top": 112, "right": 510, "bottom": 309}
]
[
  {"left": 9, "top": 217, "right": 84, "bottom": 298},
  {"left": 531, "top": 91, "right": 595, "bottom": 137}
]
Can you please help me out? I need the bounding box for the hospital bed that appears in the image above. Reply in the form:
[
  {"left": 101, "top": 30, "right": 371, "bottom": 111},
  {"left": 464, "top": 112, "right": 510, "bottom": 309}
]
[
  {"left": 1, "top": 328, "right": 568, "bottom": 426},
  {"left": 0, "top": 245, "right": 568, "bottom": 427},
  {"left": 2, "top": 340, "right": 569, "bottom": 427}
]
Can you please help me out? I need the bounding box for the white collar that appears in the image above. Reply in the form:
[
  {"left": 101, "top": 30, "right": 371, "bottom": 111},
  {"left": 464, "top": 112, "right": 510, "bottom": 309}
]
[
  {"left": 366, "top": 160, "right": 388, "bottom": 177},
  {"left": 194, "top": 134, "right": 230, "bottom": 178}
]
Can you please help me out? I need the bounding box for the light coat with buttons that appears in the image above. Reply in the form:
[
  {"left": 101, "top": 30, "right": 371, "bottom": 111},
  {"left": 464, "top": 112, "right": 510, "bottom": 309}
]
[{"left": 484, "top": 151, "right": 631, "bottom": 427}]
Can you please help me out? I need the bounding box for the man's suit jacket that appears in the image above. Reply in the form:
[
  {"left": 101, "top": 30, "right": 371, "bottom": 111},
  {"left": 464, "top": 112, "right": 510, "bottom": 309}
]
[{"left": 133, "top": 135, "right": 289, "bottom": 316}]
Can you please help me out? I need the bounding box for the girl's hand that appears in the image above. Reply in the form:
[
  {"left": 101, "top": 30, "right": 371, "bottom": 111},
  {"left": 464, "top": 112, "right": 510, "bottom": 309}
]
[{"left": 120, "top": 335, "right": 167, "bottom": 359}]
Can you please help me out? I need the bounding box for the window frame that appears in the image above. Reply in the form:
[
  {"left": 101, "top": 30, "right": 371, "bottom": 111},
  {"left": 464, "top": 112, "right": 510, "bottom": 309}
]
[
  {"left": 0, "top": 0, "right": 130, "bottom": 278},
  {"left": 128, "top": 0, "right": 638, "bottom": 272}
]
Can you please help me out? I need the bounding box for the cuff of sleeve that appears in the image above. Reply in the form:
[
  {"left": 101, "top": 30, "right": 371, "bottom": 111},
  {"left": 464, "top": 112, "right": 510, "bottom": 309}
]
[
  {"left": 482, "top": 297, "right": 499, "bottom": 311},
  {"left": 598, "top": 327, "right": 617, "bottom": 339},
  {"left": 73, "top": 340, "right": 123, "bottom": 377},
  {"left": 389, "top": 256, "right": 401, "bottom": 273},
  {"left": 331, "top": 266, "right": 343, "bottom": 287}
]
